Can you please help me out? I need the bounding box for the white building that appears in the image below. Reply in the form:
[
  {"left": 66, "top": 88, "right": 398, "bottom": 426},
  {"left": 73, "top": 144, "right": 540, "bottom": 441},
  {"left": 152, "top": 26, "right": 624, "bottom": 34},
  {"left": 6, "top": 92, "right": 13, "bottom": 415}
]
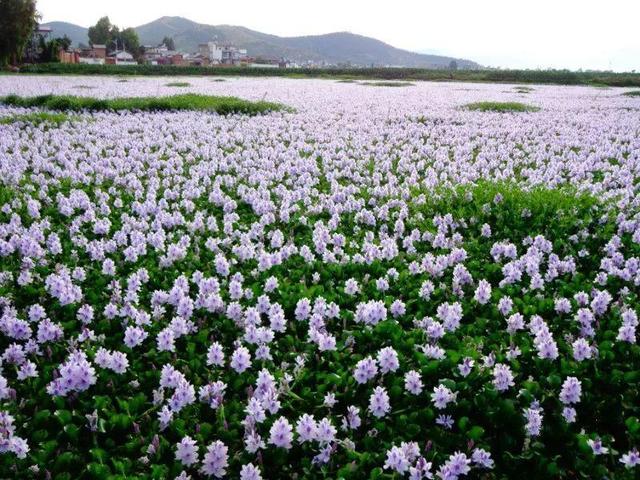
[{"left": 198, "top": 42, "right": 223, "bottom": 64}]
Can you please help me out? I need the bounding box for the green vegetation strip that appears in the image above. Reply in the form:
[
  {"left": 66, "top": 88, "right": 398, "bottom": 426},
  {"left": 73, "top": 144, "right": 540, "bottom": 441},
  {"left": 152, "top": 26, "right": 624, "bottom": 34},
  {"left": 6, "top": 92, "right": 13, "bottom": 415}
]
[
  {"left": 360, "top": 81, "right": 415, "bottom": 87},
  {"left": 623, "top": 90, "right": 640, "bottom": 97},
  {"left": 0, "top": 112, "right": 75, "bottom": 126},
  {"left": 465, "top": 101, "right": 540, "bottom": 112},
  {"left": 0, "top": 94, "right": 288, "bottom": 115},
  {"left": 166, "top": 82, "right": 191, "bottom": 87},
  {"left": 13, "top": 63, "right": 640, "bottom": 87}
]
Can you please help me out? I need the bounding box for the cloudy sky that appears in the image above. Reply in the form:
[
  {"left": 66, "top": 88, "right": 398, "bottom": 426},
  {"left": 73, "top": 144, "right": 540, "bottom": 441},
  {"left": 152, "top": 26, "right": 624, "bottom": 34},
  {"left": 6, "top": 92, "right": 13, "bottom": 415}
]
[{"left": 38, "top": 0, "right": 640, "bottom": 71}]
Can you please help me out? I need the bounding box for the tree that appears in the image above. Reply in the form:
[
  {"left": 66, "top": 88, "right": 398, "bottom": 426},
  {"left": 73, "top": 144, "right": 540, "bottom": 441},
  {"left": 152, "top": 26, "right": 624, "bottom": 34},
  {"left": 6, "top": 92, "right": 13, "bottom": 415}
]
[
  {"left": 0, "top": 0, "right": 38, "bottom": 66},
  {"left": 88, "top": 17, "right": 140, "bottom": 58},
  {"left": 118, "top": 27, "right": 140, "bottom": 57},
  {"left": 58, "top": 35, "right": 72, "bottom": 51},
  {"left": 162, "top": 36, "right": 175, "bottom": 51},
  {"left": 37, "top": 36, "right": 72, "bottom": 63},
  {"left": 449, "top": 60, "right": 458, "bottom": 71},
  {"left": 87, "top": 16, "right": 112, "bottom": 46}
]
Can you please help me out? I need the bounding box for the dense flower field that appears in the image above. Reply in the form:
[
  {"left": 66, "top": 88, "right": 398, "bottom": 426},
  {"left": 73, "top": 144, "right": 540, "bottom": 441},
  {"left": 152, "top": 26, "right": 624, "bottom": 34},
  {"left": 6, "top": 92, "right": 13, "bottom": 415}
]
[{"left": 0, "top": 76, "right": 640, "bottom": 479}]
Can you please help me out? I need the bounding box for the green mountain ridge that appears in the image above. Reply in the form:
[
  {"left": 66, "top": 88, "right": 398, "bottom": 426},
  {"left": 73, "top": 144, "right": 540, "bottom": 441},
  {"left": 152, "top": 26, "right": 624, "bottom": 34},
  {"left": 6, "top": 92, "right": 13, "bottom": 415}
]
[{"left": 42, "top": 16, "right": 480, "bottom": 68}]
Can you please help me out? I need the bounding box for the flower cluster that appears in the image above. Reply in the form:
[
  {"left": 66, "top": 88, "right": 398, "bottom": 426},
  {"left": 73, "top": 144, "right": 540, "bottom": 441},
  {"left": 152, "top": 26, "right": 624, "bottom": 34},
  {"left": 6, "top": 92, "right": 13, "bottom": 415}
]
[{"left": 0, "top": 76, "right": 638, "bottom": 477}]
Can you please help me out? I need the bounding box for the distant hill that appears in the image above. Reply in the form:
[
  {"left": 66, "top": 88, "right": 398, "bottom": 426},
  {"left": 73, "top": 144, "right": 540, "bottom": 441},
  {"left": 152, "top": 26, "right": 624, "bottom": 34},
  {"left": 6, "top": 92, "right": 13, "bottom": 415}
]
[
  {"left": 43, "top": 16, "right": 479, "bottom": 68},
  {"left": 42, "top": 21, "right": 90, "bottom": 47}
]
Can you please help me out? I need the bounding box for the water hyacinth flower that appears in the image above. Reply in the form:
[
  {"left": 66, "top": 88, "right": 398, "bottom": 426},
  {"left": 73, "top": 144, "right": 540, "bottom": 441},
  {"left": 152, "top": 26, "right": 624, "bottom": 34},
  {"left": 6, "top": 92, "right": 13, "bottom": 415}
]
[
  {"left": 369, "top": 386, "right": 391, "bottom": 418},
  {"left": 157, "top": 328, "right": 176, "bottom": 352},
  {"left": 324, "top": 392, "right": 337, "bottom": 408},
  {"left": 409, "top": 456, "right": 434, "bottom": 479},
  {"left": 404, "top": 370, "right": 423, "bottom": 395},
  {"left": 201, "top": 440, "right": 229, "bottom": 477},
  {"left": 377, "top": 347, "right": 400, "bottom": 374},
  {"left": 240, "top": 463, "right": 263, "bottom": 480},
  {"left": 124, "top": 325, "right": 148, "bottom": 348},
  {"left": 268, "top": 417, "right": 294, "bottom": 449},
  {"left": 0, "top": 411, "right": 29, "bottom": 458},
  {"left": 343, "top": 406, "right": 361, "bottom": 430},
  {"left": 474, "top": 279, "right": 492, "bottom": 305},
  {"left": 431, "top": 384, "right": 456, "bottom": 410},
  {"left": 472, "top": 448, "right": 494, "bottom": 469},
  {"left": 523, "top": 404, "right": 544, "bottom": 437},
  {"left": 492, "top": 363, "right": 515, "bottom": 392},
  {"left": 438, "top": 452, "right": 471, "bottom": 478},
  {"left": 436, "top": 414, "right": 454, "bottom": 430},
  {"left": 295, "top": 413, "right": 318, "bottom": 443},
  {"left": 175, "top": 436, "right": 199, "bottom": 466},
  {"left": 457, "top": 357, "right": 474, "bottom": 377},
  {"left": 571, "top": 338, "right": 592, "bottom": 361},
  {"left": 559, "top": 377, "right": 582, "bottom": 405},
  {"left": 353, "top": 356, "right": 378, "bottom": 384},
  {"left": 230, "top": 346, "right": 252, "bottom": 373},
  {"left": 206, "top": 342, "right": 225, "bottom": 366},
  {"left": 620, "top": 448, "right": 640, "bottom": 468},
  {"left": 384, "top": 446, "right": 409, "bottom": 474},
  {"left": 562, "top": 407, "right": 577, "bottom": 423},
  {"left": 46, "top": 351, "right": 96, "bottom": 396},
  {"left": 587, "top": 438, "right": 609, "bottom": 455}
]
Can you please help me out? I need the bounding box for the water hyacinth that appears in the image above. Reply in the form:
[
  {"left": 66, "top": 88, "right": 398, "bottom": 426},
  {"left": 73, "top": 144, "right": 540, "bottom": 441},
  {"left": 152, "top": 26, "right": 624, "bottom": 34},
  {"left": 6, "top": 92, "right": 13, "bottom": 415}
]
[{"left": 0, "top": 76, "right": 639, "bottom": 477}]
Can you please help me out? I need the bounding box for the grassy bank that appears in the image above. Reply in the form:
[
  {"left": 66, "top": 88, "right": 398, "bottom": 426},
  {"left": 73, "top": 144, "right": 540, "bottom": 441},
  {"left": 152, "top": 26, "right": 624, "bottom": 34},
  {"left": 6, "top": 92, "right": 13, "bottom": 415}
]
[
  {"left": 0, "top": 93, "right": 287, "bottom": 115},
  {"left": 465, "top": 101, "right": 540, "bottom": 112},
  {"left": 10, "top": 63, "right": 640, "bottom": 87}
]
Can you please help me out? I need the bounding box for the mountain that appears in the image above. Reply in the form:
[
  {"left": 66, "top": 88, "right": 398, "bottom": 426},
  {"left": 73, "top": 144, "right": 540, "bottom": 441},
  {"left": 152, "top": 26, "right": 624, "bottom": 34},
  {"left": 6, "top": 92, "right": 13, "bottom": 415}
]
[
  {"left": 43, "top": 16, "right": 479, "bottom": 68},
  {"left": 42, "top": 21, "right": 90, "bottom": 47}
]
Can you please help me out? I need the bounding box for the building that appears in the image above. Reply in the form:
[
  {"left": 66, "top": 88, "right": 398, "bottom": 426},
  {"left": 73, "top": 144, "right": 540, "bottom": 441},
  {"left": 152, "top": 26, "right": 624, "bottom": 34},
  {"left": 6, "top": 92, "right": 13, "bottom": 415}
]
[
  {"left": 78, "top": 44, "right": 107, "bottom": 64},
  {"left": 91, "top": 45, "right": 107, "bottom": 59},
  {"left": 143, "top": 44, "right": 186, "bottom": 65},
  {"left": 58, "top": 49, "right": 79, "bottom": 64},
  {"left": 106, "top": 50, "right": 137, "bottom": 66},
  {"left": 197, "top": 42, "right": 248, "bottom": 66},
  {"left": 221, "top": 46, "right": 248, "bottom": 65},
  {"left": 198, "top": 42, "right": 223, "bottom": 64}
]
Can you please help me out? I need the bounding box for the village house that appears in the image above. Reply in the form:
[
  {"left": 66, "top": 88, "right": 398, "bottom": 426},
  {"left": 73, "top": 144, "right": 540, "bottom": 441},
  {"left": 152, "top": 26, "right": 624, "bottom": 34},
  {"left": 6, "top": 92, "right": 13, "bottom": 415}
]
[
  {"left": 143, "top": 44, "right": 185, "bottom": 66},
  {"left": 79, "top": 44, "right": 107, "bottom": 64},
  {"left": 106, "top": 50, "right": 137, "bottom": 66},
  {"left": 197, "top": 42, "right": 248, "bottom": 66}
]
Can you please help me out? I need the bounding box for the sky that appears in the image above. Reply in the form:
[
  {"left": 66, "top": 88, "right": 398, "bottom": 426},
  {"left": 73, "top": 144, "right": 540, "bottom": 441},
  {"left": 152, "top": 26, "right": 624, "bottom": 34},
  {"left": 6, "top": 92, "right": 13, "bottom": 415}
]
[{"left": 38, "top": 0, "right": 640, "bottom": 72}]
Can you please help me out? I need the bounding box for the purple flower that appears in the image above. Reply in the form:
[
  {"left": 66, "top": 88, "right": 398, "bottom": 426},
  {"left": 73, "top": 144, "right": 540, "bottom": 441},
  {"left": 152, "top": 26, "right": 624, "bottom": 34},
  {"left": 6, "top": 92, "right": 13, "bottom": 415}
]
[
  {"left": 230, "top": 346, "right": 252, "bottom": 373},
  {"left": 523, "top": 405, "right": 543, "bottom": 437},
  {"left": 431, "top": 384, "right": 456, "bottom": 409},
  {"left": 436, "top": 414, "right": 454, "bottom": 429},
  {"left": 201, "top": 440, "right": 228, "bottom": 477},
  {"left": 404, "top": 370, "right": 423, "bottom": 395},
  {"left": 369, "top": 386, "right": 391, "bottom": 418},
  {"left": 240, "top": 463, "right": 263, "bottom": 480},
  {"left": 457, "top": 357, "right": 474, "bottom": 377},
  {"left": 471, "top": 448, "right": 494, "bottom": 469},
  {"left": 587, "top": 438, "right": 608, "bottom": 455},
  {"left": 559, "top": 377, "right": 582, "bottom": 405},
  {"left": 295, "top": 413, "right": 317, "bottom": 443},
  {"left": 268, "top": 417, "right": 294, "bottom": 449},
  {"left": 474, "top": 279, "right": 492, "bottom": 305},
  {"left": 620, "top": 448, "right": 640, "bottom": 469},
  {"left": 492, "top": 363, "right": 515, "bottom": 392},
  {"left": 175, "top": 436, "right": 199, "bottom": 466},
  {"left": 562, "top": 407, "right": 576, "bottom": 423},
  {"left": 377, "top": 347, "right": 399, "bottom": 374},
  {"left": 384, "top": 446, "right": 409, "bottom": 474},
  {"left": 353, "top": 356, "right": 378, "bottom": 384}
]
